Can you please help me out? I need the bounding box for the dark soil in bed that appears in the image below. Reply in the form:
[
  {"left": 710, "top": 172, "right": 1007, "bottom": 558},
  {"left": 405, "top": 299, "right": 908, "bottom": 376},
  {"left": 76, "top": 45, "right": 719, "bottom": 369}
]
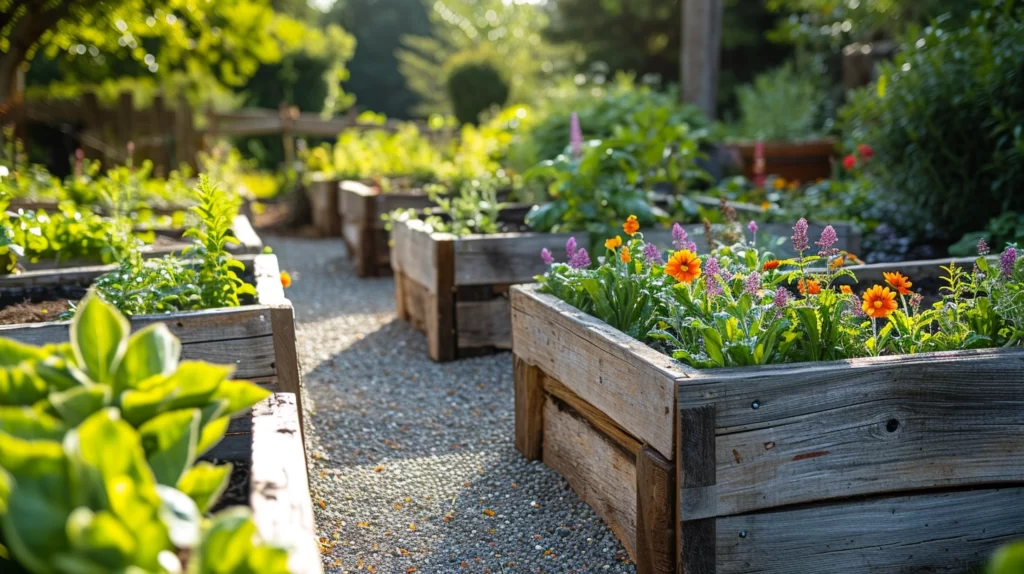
[
  {"left": 0, "top": 299, "right": 72, "bottom": 325},
  {"left": 208, "top": 459, "right": 251, "bottom": 512}
]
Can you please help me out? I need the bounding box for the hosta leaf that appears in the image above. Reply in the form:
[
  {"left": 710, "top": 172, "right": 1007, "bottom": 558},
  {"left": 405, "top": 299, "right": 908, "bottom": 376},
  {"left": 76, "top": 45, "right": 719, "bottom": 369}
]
[
  {"left": 120, "top": 380, "right": 181, "bottom": 427},
  {"left": 71, "top": 293, "right": 129, "bottom": 383},
  {"left": 209, "top": 380, "right": 271, "bottom": 418},
  {"left": 0, "top": 339, "right": 46, "bottom": 368},
  {"left": 0, "top": 406, "right": 66, "bottom": 441},
  {"left": 177, "top": 462, "right": 232, "bottom": 514},
  {"left": 113, "top": 324, "right": 181, "bottom": 393},
  {"left": 48, "top": 385, "right": 112, "bottom": 428},
  {"left": 65, "top": 507, "right": 137, "bottom": 569},
  {"left": 0, "top": 365, "right": 48, "bottom": 407},
  {"left": 139, "top": 409, "right": 200, "bottom": 486},
  {"left": 164, "top": 362, "right": 233, "bottom": 410}
]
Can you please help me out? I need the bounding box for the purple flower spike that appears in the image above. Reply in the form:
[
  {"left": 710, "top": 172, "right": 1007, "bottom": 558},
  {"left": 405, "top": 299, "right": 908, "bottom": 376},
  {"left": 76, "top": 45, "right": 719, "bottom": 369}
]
[
  {"left": 672, "top": 223, "right": 690, "bottom": 251},
  {"left": 748, "top": 220, "right": 758, "bottom": 234},
  {"left": 745, "top": 271, "right": 761, "bottom": 294},
  {"left": 978, "top": 237, "right": 990, "bottom": 256},
  {"left": 705, "top": 258, "right": 723, "bottom": 297},
  {"left": 774, "top": 286, "right": 789, "bottom": 308},
  {"left": 816, "top": 224, "right": 839, "bottom": 257},
  {"left": 1000, "top": 247, "right": 1017, "bottom": 276},
  {"left": 644, "top": 242, "right": 663, "bottom": 265},
  {"left": 569, "top": 247, "right": 591, "bottom": 269},
  {"left": 566, "top": 237, "right": 578, "bottom": 260},
  {"left": 540, "top": 248, "right": 554, "bottom": 265},
  {"left": 792, "top": 218, "right": 809, "bottom": 252},
  {"left": 570, "top": 112, "right": 583, "bottom": 159}
]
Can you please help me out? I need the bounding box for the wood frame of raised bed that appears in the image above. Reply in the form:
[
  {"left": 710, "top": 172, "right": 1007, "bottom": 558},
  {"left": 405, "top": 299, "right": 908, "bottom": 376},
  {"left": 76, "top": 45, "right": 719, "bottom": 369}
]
[
  {"left": 338, "top": 180, "right": 436, "bottom": 277},
  {"left": 0, "top": 253, "right": 303, "bottom": 459},
  {"left": 390, "top": 216, "right": 860, "bottom": 362},
  {"left": 306, "top": 176, "right": 342, "bottom": 237},
  {"left": 511, "top": 282, "right": 1024, "bottom": 573}
]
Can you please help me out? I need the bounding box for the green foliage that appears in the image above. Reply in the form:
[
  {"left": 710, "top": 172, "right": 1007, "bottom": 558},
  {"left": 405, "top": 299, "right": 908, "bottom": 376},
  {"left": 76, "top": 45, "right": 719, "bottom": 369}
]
[
  {"left": 842, "top": 2, "right": 1024, "bottom": 241},
  {"left": 446, "top": 57, "right": 510, "bottom": 125},
  {"left": 0, "top": 295, "right": 281, "bottom": 573},
  {"left": 731, "top": 62, "right": 826, "bottom": 142},
  {"left": 387, "top": 178, "right": 507, "bottom": 237},
  {"left": 184, "top": 176, "right": 254, "bottom": 310},
  {"left": 0, "top": 201, "right": 135, "bottom": 267},
  {"left": 951, "top": 213, "right": 1024, "bottom": 257},
  {"left": 989, "top": 542, "right": 1024, "bottom": 574}
]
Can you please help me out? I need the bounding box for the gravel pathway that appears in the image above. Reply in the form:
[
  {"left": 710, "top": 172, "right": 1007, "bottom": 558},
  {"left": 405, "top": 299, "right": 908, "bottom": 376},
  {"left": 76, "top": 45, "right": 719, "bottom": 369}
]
[{"left": 267, "top": 235, "right": 635, "bottom": 573}]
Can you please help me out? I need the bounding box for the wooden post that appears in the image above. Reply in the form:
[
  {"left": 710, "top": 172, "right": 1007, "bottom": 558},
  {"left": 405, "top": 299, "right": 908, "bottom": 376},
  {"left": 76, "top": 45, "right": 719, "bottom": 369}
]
[
  {"left": 677, "top": 405, "right": 716, "bottom": 573},
  {"left": 513, "top": 356, "right": 544, "bottom": 460},
  {"left": 681, "top": 0, "right": 724, "bottom": 119},
  {"left": 117, "top": 90, "right": 133, "bottom": 158},
  {"left": 426, "top": 237, "right": 456, "bottom": 361},
  {"left": 280, "top": 102, "right": 295, "bottom": 170},
  {"left": 151, "top": 95, "right": 167, "bottom": 175},
  {"left": 636, "top": 446, "right": 676, "bottom": 574}
]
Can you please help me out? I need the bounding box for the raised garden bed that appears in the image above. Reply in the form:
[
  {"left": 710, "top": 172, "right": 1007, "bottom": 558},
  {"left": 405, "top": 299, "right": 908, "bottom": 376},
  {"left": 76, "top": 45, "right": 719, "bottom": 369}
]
[
  {"left": 511, "top": 282, "right": 1024, "bottom": 573},
  {"left": 391, "top": 214, "right": 859, "bottom": 362},
  {"left": 728, "top": 139, "right": 836, "bottom": 183},
  {"left": 306, "top": 175, "right": 342, "bottom": 237},
  {"left": 201, "top": 392, "right": 321, "bottom": 574},
  {"left": 339, "top": 180, "right": 436, "bottom": 277},
  {"left": 0, "top": 253, "right": 303, "bottom": 458}
]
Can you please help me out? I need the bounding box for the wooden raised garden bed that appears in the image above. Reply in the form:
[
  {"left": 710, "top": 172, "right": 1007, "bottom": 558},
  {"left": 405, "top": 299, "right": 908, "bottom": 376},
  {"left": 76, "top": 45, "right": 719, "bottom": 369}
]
[
  {"left": 339, "top": 180, "right": 436, "bottom": 277},
  {"left": 0, "top": 253, "right": 304, "bottom": 457},
  {"left": 306, "top": 175, "right": 342, "bottom": 237},
  {"left": 391, "top": 214, "right": 859, "bottom": 362},
  {"left": 511, "top": 282, "right": 1024, "bottom": 573},
  {"left": 729, "top": 139, "right": 836, "bottom": 183}
]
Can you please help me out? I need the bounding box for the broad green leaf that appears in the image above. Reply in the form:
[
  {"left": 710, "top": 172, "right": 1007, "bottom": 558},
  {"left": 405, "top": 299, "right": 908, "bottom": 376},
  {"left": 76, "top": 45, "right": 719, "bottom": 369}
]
[
  {"left": 139, "top": 409, "right": 200, "bottom": 486},
  {"left": 3, "top": 486, "right": 72, "bottom": 573},
  {"left": 0, "top": 365, "right": 48, "bottom": 406},
  {"left": 164, "top": 362, "right": 233, "bottom": 410},
  {"left": 71, "top": 293, "right": 129, "bottom": 383},
  {"left": 196, "top": 415, "right": 230, "bottom": 457},
  {"left": 0, "top": 406, "right": 66, "bottom": 441},
  {"left": 177, "top": 462, "right": 232, "bottom": 514},
  {"left": 0, "top": 339, "right": 46, "bottom": 367},
  {"left": 197, "top": 507, "right": 290, "bottom": 573},
  {"left": 990, "top": 542, "right": 1024, "bottom": 574},
  {"left": 120, "top": 380, "right": 182, "bottom": 427},
  {"left": 209, "top": 380, "right": 271, "bottom": 418},
  {"left": 65, "top": 508, "right": 136, "bottom": 569},
  {"left": 48, "top": 386, "right": 112, "bottom": 428},
  {"left": 0, "top": 430, "right": 64, "bottom": 481},
  {"left": 113, "top": 324, "right": 182, "bottom": 393}
]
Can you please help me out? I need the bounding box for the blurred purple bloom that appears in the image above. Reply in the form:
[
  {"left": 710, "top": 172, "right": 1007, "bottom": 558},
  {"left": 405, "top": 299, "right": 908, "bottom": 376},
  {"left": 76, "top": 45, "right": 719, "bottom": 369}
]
[
  {"left": 774, "top": 286, "right": 789, "bottom": 308},
  {"left": 748, "top": 220, "right": 758, "bottom": 234},
  {"left": 540, "top": 248, "right": 554, "bottom": 265},
  {"left": 566, "top": 237, "right": 578, "bottom": 260},
  {"left": 570, "top": 112, "right": 583, "bottom": 159},
  {"left": 978, "top": 237, "right": 990, "bottom": 256},
  {"left": 816, "top": 225, "right": 839, "bottom": 257},
  {"left": 745, "top": 271, "right": 761, "bottom": 294},
  {"left": 705, "top": 258, "right": 723, "bottom": 297},
  {"left": 1000, "top": 247, "right": 1017, "bottom": 276},
  {"left": 792, "top": 218, "right": 809, "bottom": 252},
  {"left": 851, "top": 294, "right": 865, "bottom": 317},
  {"left": 569, "top": 248, "right": 591, "bottom": 269},
  {"left": 644, "top": 242, "right": 662, "bottom": 265},
  {"left": 672, "top": 223, "right": 693, "bottom": 251}
]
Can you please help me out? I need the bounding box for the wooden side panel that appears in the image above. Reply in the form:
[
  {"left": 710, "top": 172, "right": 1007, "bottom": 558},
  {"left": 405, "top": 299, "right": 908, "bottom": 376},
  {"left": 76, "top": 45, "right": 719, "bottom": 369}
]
[
  {"left": 453, "top": 232, "right": 576, "bottom": 287},
  {"left": 635, "top": 447, "right": 675, "bottom": 574},
  {"left": 716, "top": 488, "right": 1024, "bottom": 574},
  {"left": 306, "top": 179, "right": 341, "bottom": 236},
  {"left": 455, "top": 297, "right": 511, "bottom": 350},
  {"left": 400, "top": 274, "right": 430, "bottom": 334},
  {"left": 510, "top": 285, "right": 688, "bottom": 459},
  {"left": 250, "top": 394, "right": 322, "bottom": 574},
  {"left": 676, "top": 348, "right": 1024, "bottom": 519},
  {"left": 677, "top": 405, "right": 717, "bottom": 574},
  {"left": 426, "top": 237, "right": 455, "bottom": 361},
  {"left": 254, "top": 253, "right": 288, "bottom": 306},
  {"left": 390, "top": 219, "right": 440, "bottom": 292},
  {"left": 513, "top": 356, "right": 544, "bottom": 460},
  {"left": 543, "top": 396, "right": 638, "bottom": 559}
]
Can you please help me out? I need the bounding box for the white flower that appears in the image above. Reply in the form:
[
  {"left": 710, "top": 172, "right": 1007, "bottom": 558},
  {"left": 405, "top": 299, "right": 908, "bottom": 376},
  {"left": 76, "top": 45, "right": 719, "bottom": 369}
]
[{"left": 0, "top": 166, "right": 9, "bottom": 178}]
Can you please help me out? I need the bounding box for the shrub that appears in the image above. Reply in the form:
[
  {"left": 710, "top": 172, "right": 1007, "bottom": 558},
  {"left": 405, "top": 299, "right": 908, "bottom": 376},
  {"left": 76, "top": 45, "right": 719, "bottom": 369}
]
[
  {"left": 731, "top": 62, "right": 826, "bottom": 142},
  {"left": 446, "top": 59, "right": 510, "bottom": 125},
  {"left": 842, "top": 1, "right": 1024, "bottom": 241}
]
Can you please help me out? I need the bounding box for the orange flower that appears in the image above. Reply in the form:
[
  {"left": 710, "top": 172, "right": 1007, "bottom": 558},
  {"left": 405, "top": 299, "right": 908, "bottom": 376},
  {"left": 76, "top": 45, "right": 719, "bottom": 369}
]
[
  {"left": 762, "top": 259, "right": 781, "bottom": 271},
  {"left": 797, "top": 278, "right": 821, "bottom": 295},
  {"left": 605, "top": 236, "right": 622, "bottom": 250},
  {"left": 620, "top": 247, "right": 631, "bottom": 264},
  {"left": 840, "top": 285, "right": 853, "bottom": 295},
  {"left": 862, "top": 285, "right": 898, "bottom": 318},
  {"left": 280, "top": 271, "right": 292, "bottom": 289},
  {"left": 760, "top": 201, "right": 772, "bottom": 211},
  {"left": 883, "top": 271, "right": 913, "bottom": 295},
  {"left": 773, "top": 178, "right": 787, "bottom": 190},
  {"left": 665, "top": 250, "right": 702, "bottom": 284},
  {"left": 830, "top": 257, "right": 844, "bottom": 269},
  {"left": 623, "top": 215, "right": 640, "bottom": 236}
]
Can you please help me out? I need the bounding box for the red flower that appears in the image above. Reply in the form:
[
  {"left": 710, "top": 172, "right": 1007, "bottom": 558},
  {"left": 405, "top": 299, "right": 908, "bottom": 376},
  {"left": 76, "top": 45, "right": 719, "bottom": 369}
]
[
  {"left": 857, "top": 144, "right": 873, "bottom": 159},
  {"left": 842, "top": 154, "right": 856, "bottom": 171}
]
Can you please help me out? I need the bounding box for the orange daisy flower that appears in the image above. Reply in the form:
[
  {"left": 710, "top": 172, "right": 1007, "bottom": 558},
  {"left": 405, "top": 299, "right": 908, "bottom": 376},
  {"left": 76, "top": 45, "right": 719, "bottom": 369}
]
[
  {"left": 665, "top": 250, "right": 702, "bottom": 284},
  {"left": 883, "top": 272, "right": 913, "bottom": 295},
  {"left": 622, "top": 215, "right": 640, "bottom": 236},
  {"left": 280, "top": 271, "right": 293, "bottom": 289},
  {"left": 840, "top": 285, "right": 853, "bottom": 294},
  {"left": 605, "top": 236, "right": 622, "bottom": 250},
  {"left": 830, "top": 257, "right": 845, "bottom": 269},
  {"left": 797, "top": 278, "right": 821, "bottom": 295},
  {"left": 862, "top": 285, "right": 898, "bottom": 318},
  {"left": 620, "top": 247, "right": 631, "bottom": 264},
  {"left": 762, "top": 260, "right": 781, "bottom": 271}
]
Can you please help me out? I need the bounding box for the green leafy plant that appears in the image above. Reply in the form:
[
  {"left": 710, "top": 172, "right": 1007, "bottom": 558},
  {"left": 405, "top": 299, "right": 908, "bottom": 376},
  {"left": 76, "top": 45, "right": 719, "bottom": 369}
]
[
  {"left": 387, "top": 178, "right": 507, "bottom": 237},
  {"left": 731, "top": 62, "right": 826, "bottom": 142},
  {"left": 445, "top": 57, "right": 510, "bottom": 125},
  {"left": 0, "top": 293, "right": 281, "bottom": 573}
]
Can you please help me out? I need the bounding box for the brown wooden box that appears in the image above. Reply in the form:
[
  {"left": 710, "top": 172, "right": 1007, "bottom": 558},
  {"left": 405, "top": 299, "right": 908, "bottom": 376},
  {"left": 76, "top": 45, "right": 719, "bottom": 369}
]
[
  {"left": 512, "top": 283, "right": 1024, "bottom": 573},
  {"left": 391, "top": 215, "right": 859, "bottom": 362},
  {"left": 728, "top": 139, "right": 837, "bottom": 183},
  {"left": 305, "top": 176, "right": 342, "bottom": 237},
  {"left": 338, "top": 180, "right": 436, "bottom": 277}
]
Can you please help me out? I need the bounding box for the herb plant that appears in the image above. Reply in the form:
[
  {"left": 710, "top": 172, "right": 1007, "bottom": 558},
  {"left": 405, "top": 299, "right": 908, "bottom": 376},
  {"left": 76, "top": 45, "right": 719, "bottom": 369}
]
[{"left": 386, "top": 178, "right": 507, "bottom": 237}]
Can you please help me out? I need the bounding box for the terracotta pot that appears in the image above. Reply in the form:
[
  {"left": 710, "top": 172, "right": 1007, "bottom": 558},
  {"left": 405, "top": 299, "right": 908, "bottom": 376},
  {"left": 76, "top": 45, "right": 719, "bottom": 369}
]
[{"left": 729, "top": 138, "right": 837, "bottom": 184}]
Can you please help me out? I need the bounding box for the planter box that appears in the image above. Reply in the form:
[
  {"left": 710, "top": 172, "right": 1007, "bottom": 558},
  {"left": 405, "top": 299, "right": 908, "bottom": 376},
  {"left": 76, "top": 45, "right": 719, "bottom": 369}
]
[
  {"left": 201, "top": 393, "right": 321, "bottom": 573},
  {"left": 729, "top": 139, "right": 836, "bottom": 183},
  {"left": 306, "top": 176, "right": 342, "bottom": 237},
  {"left": 391, "top": 215, "right": 859, "bottom": 362},
  {"left": 339, "top": 180, "right": 435, "bottom": 277},
  {"left": 0, "top": 253, "right": 304, "bottom": 458},
  {"left": 511, "top": 283, "right": 1024, "bottom": 573}
]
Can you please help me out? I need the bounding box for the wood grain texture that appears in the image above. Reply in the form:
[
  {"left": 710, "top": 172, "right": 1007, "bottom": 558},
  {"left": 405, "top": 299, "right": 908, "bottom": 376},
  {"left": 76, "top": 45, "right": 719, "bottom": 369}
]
[
  {"left": 676, "top": 348, "right": 1024, "bottom": 519},
  {"left": 455, "top": 297, "right": 511, "bottom": 350},
  {"left": 426, "top": 236, "right": 456, "bottom": 361},
  {"left": 452, "top": 231, "right": 577, "bottom": 287},
  {"left": 306, "top": 179, "right": 341, "bottom": 236},
  {"left": 250, "top": 394, "right": 322, "bottom": 574},
  {"left": 543, "top": 396, "right": 638, "bottom": 560},
  {"left": 390, "top": 219, "right": 442, "bottom": 292},
  {"left": 399, "top": 274, "right": 429, "bottom": 334},
  {"left": 677, "top": 405, "right": 716, "bottom": 574},
  {"left": 542, "top": 375, "right": 641, "bottom": 457},
  {"left": 716, "top": 487, "right": 1024, "bottom": 574},
  {"left": 510, "top": 284, "right": 689, "bottom": 459},
  {"left": 635, "top": 447, "right": 675, "bottom": 574},
  {"left": 513, "top": 356, "right": 544, "bottom": 461}
]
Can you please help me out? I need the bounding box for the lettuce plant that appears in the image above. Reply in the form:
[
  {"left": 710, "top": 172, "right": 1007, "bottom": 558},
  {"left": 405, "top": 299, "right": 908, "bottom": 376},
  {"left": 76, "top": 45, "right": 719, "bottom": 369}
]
[{"left": 0, "top": 293, "right": 285, "bottom": 573}]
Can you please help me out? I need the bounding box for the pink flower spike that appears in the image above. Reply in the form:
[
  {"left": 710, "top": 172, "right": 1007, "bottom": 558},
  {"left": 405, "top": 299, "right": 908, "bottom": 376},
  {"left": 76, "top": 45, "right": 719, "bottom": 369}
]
[
  {"left": 540, "top": 248, "right": 554, "bottom": 265},
  {"left": 570, "top": 112, "right": 583, "bottom": 159}
]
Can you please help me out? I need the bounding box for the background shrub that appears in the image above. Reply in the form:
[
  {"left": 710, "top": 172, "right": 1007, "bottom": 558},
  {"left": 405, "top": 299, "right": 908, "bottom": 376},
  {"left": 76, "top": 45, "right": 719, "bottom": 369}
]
[{"left": 445, "top": 59, "right": 510, "bottom": 125}]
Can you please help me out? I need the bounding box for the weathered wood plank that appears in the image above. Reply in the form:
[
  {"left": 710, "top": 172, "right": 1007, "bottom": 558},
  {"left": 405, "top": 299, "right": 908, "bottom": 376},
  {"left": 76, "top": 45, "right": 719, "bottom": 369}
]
[
  {"left": 250, "top": 394, "right": 322, "bottom": 574},
  {"left": 513, "top": 356, "right": 544, "bottom": 461},
  {"left": 678, "top": 405, "right": 716, "bottom": 574},
  {"left": 231, "top": 214, "right": 264, "bottom": 255},
  {"left": 455, "top": 297, "right": 511, "bottom": 349},
  {"left": 510, "top": 284, "right": 689, "bottom": 459},
  {"left": 635, "top": 447, "right": 675, "bottom": 574},
  {"left": 453, "top": 231, "right": 575, "bottom": 287},
  {"left": 543, "top": 396, "right": 638, "bottom": 560},
  {"left": 306, "top": 179, "right": 341, "bottom": 236},
  {"left": 716, "top": 487, "right": 1024, "bottom": 574},
  {"left": 542, "top": 375, "right": 642, "bottom": 457},
  {"left": 400, "top": 274, "right": 429, "bottom": 334},
  {"left": 254, "top": 253, "right": 288, "bottom": 306},
  {"left": 426, "top": 237, "right": 455, "bottom": 361},
  {"left": 676, "top": 348, "right": 1024, "bottom": 519},
  {"left": 390, "top": 219, "right": 440, "bottom": 292}
]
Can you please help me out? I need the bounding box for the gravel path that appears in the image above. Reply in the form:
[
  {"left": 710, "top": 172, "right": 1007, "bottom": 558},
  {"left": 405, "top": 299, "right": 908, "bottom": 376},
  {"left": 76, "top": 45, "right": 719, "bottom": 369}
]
[{"left": 267, "top": 235, "right": 635, "bottom": 573}]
